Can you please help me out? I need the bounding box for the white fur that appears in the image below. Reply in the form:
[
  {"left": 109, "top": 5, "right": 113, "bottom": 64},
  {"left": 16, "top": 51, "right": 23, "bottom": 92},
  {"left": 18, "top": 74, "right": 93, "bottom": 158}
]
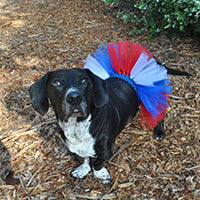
[
  {"left": 71, "top": 158, "right": 91, "bottom": 179},
  {"left": 58, "top": 115, "right": 96, "bottom": 158},
  {"left": 58, "top": 115, "right": 111, "bottom": 183},
  {"left": 93, "top": 167, "right": 111, "bottom": 184},
  {"left": 65, "top": 87, "right": 79, "bottom": 96}
]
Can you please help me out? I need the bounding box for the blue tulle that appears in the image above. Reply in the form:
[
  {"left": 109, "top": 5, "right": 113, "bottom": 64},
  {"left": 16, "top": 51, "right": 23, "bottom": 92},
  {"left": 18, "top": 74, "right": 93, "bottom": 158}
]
[
  {"left": 154, "top": 78, "right": 171, "bottom": 86},
  {"left": 92, "top": 45, "right": 115, "bottom": 75},
  {"left": 138, "top": 80, "right": 172, "bottom": 119}
]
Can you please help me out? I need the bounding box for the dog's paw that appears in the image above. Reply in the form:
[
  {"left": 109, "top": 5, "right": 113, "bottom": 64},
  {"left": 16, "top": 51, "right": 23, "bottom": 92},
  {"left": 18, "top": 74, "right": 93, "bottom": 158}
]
[
  {"left": 154, "top": 129, "right": 165, "bottom": 140},
  {"left": 70, "top": 162, "right": 91, "bottom": 179},
  {"left": 93, "top": 167, "right": 111, "bottom": 184},
  {"left": 154, "top": 121, "right": 165, "bottom": 140}
]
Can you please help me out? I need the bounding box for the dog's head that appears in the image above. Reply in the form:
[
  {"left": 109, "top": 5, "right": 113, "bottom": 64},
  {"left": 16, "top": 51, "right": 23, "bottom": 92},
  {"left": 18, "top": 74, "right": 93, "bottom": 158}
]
[{"left": 28, "top": 68, "right": 108, "bottom": 121}]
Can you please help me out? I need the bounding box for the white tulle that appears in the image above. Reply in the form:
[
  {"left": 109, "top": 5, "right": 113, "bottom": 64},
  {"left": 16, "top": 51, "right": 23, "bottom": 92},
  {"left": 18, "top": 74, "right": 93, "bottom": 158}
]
[
  {"left": 85, "top": 53, "right": 168, "bottom": 87},
  {"left": 84, "top": 55, "right": 110, "bottom": 80},
  {"left": 129, "top": 52, "right": 149, "bottom": 77},
  {"left": 130, "top": 55, "right": 168, "bottom": 86}
]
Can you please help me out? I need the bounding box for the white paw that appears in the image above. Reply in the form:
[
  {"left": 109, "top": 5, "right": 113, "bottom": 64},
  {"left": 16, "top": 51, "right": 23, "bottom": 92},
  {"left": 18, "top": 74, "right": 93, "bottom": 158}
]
[
  {"left": 93, "top": 167, "right": 111, "bottom": 184},
  {"left": 71, "top": 159, "right": 91, "bottom": 179}
]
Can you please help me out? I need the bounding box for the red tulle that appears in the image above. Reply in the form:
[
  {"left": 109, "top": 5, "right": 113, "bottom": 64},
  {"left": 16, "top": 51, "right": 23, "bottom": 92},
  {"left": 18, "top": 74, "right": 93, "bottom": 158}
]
[
  {"left": 106, "top": 40, "right": 169, "bottom": 129},
  {"left": 107, "top": 41, "right": 153, "bottom": 76},
  {"left": 127, "top": 42, "right": 153, "bottom": 75},
  {"left": 140, "top": 102, "right": 168, "bottom": 129},
  {"left": 107, "top": 42, "right": 121, "bottom": 73},
  {"left": 141, "top": 93, "right": 170, "bottom": 129}
]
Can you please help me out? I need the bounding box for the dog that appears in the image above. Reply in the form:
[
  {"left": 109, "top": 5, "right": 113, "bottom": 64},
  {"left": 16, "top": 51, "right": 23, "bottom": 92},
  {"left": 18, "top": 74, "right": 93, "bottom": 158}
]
[{"left": 28, "top": 42, "right": 190, "bottom": 184}]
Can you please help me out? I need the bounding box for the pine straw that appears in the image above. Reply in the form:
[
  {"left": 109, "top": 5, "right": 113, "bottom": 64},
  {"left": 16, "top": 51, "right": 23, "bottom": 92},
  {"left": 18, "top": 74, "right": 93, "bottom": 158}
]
[{"left": 0, "top": 0, "right": 199, "bottom": 199}]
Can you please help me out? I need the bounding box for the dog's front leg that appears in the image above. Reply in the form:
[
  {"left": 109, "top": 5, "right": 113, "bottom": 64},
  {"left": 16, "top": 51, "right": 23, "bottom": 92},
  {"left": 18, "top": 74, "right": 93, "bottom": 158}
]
[
  {"left": 154, "top": 120, "right": 165, "bottom": 140},
  {"left": 70, "top": 157, "right": 91, "bottom": 179},
  {"left": 93, "top": 154, "right": 112, "bottom": 184}
]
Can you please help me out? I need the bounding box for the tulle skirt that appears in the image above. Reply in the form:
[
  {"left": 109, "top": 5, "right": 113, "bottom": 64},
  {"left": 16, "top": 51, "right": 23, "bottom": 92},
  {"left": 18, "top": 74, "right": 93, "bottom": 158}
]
[{"left": 84, "top": 41, "right": 172, "bottom": 129}]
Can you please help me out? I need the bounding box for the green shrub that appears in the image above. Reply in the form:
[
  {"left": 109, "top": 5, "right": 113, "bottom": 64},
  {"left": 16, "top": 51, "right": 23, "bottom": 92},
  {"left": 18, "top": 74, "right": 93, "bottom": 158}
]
[{"left": 103, "top": 0, "right": 200, "bottom": 37}]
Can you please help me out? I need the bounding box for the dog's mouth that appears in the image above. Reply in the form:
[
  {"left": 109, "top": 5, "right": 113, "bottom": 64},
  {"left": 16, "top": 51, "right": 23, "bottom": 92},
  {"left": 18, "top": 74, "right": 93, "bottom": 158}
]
[
  {"left": 67, "top": 104, "right": 89, "bottom": 120},
  {"left": 60, "top": 101, "right": 88, "bottom": 122},
  {"left": 70, "top": 107, "right": 83, "bottom": 118}
]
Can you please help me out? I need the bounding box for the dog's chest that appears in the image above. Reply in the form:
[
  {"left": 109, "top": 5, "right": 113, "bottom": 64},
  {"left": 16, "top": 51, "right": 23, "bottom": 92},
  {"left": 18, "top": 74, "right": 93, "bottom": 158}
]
[{"left": 58, "top": 115, "right": 96, "bottom": 158}]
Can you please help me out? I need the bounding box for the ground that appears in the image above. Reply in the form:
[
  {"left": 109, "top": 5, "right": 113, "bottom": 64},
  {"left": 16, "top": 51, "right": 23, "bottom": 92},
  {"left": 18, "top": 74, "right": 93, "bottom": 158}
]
[{"left": 0, "top": 0, "right": 199, "bottom": 199}]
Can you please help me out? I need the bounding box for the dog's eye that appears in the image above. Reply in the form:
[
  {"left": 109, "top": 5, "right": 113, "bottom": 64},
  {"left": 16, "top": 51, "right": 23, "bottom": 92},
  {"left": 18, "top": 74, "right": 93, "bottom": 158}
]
[
  {"left": 52, "top": 80, "right": 61, "bottom": 87},
  {"left": 81, "top": 78, "right": 88, "bottom": 84}
]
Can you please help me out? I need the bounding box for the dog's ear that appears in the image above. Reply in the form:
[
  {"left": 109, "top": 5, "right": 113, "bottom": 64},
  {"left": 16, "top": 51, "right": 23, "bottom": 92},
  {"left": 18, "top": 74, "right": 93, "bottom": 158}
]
[
  {"left": 84, "top": 69, "right": 108, "bottom": 108},
  {"left": 28, "top": 72, "right": 52, "bottom": 114}
]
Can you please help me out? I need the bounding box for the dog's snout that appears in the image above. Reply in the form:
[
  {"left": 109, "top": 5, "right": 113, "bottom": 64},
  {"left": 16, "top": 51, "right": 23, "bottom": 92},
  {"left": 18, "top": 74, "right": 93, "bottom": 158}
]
[{"left": 66, "top": 92, "right": 82, "bottom": 105}]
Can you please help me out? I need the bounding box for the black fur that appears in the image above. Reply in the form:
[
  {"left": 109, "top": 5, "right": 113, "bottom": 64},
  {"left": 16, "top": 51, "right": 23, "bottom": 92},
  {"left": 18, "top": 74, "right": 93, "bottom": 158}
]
[{"left": 29, "top": 67, "right": 190, "bottom": 182}]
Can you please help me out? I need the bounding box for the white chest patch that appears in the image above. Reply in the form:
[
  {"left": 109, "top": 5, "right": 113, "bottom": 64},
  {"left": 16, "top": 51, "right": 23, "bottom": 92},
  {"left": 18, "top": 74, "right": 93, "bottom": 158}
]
[{"left": 58, "top": 115, "right": 96, "bottom": 158}]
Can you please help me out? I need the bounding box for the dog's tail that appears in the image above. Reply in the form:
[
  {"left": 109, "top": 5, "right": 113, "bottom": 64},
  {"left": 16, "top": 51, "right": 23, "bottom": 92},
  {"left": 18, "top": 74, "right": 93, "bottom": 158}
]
[
  {"left": 84, "top": 41, "right": 173, "bottom": 129},
  {"left": 165, "top": 66, "right": 191, "bottom": 76}
]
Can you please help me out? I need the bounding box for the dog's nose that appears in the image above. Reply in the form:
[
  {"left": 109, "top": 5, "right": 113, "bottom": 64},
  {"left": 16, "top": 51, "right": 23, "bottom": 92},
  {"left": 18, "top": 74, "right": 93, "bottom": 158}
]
[{"left": 66, "top": 92, "right": 82, "bottom": 105}]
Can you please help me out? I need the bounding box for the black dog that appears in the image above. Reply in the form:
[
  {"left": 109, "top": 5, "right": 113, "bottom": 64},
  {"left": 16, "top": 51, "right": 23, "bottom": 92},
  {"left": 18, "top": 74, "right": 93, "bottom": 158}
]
[{"left": 29, "top": 66, "right": 189, "bottom": 184}]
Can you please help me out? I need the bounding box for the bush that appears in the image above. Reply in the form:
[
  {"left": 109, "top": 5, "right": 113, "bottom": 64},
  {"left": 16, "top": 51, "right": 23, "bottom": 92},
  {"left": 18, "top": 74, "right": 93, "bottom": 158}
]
[{"left": 103, "top": 0, "right": 200, "bottom": 37}]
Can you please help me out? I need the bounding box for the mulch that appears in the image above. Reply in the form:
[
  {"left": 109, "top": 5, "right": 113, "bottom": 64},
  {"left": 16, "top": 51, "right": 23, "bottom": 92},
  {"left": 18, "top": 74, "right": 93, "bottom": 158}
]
[{"left": 0, "top": 0, "right": 199, "bottom": 199}]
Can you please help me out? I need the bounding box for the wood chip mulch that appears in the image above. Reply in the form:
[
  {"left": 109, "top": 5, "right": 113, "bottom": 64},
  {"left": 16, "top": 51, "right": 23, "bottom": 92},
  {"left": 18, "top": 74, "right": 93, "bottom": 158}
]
[{"left": 0, "top": 0, "right": 199, "bottom": 199}]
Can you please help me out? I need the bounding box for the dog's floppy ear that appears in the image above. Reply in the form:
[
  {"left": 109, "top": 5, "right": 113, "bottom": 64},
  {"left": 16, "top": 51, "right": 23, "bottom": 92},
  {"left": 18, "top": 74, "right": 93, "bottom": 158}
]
[
  {"left": 85, "top": 69, "right": 108, "bottom": 108},
  {"left": 28, "top": 72, "right": 51, "bottom": 114}
]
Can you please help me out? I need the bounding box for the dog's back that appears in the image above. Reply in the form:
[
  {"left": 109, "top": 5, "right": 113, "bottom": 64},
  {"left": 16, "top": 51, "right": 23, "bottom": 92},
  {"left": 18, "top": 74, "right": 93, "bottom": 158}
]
[{"left": 89, "top": 77, "right": 139, "bottom": 139}]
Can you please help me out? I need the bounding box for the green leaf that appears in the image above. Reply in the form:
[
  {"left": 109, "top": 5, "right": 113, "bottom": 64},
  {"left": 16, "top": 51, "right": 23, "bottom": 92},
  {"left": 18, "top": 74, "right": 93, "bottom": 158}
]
[{"left": 180, "top": 25, "right": 184, "bottom": 31}]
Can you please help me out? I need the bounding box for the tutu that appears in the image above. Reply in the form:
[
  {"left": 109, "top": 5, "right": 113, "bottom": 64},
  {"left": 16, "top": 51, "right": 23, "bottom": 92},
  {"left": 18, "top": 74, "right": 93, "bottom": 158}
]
[{"left": 84, "top": 41, "right": 172, "bottom": 129}]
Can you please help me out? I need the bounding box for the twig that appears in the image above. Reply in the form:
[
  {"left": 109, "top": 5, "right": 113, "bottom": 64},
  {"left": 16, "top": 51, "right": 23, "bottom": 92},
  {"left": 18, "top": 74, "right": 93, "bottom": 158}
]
[
  {"left": 13, "top": 140, "right": 43, "bottom": 159},
  {"left": 16, "top": 174, "right": 29, "bottom": 195},
  {"left": 62, "top": 191, "right": 68, "bottom": 200},
  {"left": 170, "top": 95, "right": 195, "bottom": 100},
  {"left": 26, "top": 163, "right": 46, "bottom": 187},
  {"left": 109, "top": 143, "right": 129, "bottom": 162},
  {"left": 100, "top": 178, "right": 119, "bottom": 200},
  {"left": 2, "top": 128, "right": 37, "bottom": 142},
  {"left": 180, "top": 165, "right": 200, "bottom": 172},
  {"left": 74, "top": 194, "right": 116, "bottom": 200},
  {"left": 33, "top": 119, "right": 56, "bottom": 128},
  {"left": 74, "top": 195, "right": 99, "bottom": 199},
  {"left": 6, "top": 105, "right": 32, "bottom": 121}
]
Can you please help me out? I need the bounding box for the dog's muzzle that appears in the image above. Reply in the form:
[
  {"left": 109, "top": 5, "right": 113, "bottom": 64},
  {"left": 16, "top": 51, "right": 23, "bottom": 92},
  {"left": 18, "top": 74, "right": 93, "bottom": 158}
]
[
  {"left": 62, "top": 90, "right": 87, "bottom": 120},
  {"left": 66, "top": 91, "right": 82, "bottom": 106}
]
